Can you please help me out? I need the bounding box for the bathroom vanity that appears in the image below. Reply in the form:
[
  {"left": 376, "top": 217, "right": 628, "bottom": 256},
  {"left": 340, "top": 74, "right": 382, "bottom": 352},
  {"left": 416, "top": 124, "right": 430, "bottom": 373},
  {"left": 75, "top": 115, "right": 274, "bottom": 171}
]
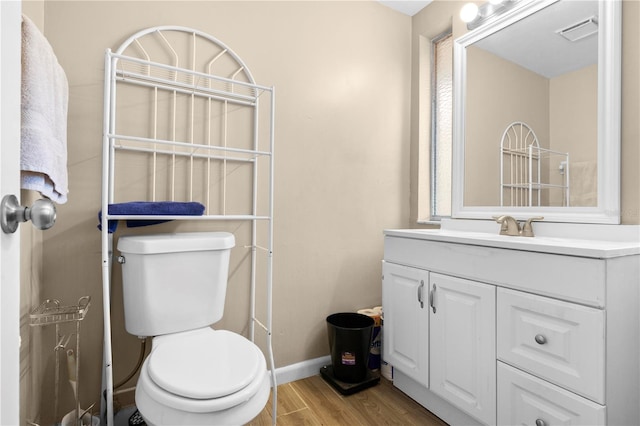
[{"left": 382, "top": 222, "right": 640, "bottom": 426}]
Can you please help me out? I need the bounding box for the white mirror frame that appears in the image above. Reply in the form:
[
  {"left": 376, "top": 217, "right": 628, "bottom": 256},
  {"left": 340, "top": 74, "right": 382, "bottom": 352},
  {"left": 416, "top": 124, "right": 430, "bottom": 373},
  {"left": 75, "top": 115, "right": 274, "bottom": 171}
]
[{"left": 452, "top": 0, "right": 621, "bottom": 224}]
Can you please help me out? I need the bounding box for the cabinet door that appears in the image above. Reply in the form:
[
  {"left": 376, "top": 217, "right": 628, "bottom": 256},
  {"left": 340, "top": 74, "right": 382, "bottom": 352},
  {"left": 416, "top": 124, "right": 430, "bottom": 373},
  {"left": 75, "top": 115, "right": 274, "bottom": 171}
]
[
  {"left": 430, "top": 273, "right": 496, "bottom": 426},
  {"left": 382, "top": 261, "right": 429, "bottom": 387}
]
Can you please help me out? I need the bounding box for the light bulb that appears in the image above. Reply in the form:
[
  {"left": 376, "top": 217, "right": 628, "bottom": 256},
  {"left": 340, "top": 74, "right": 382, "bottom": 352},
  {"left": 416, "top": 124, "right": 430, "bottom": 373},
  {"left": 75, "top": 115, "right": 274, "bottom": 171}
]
[{"left": 460, "top": 3, "right": 479, "bottom": 23}]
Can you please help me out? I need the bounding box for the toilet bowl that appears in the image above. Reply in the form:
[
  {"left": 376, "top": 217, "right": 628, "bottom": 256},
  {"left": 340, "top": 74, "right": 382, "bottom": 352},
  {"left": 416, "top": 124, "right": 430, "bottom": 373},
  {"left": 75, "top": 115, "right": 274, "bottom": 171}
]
[{"left": 135, "top": 327, "right": 271, "bottom": 425}]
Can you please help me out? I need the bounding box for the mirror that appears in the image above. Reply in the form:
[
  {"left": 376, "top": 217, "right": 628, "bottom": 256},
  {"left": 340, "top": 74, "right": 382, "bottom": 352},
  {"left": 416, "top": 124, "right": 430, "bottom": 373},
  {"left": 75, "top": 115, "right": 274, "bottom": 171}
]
[{"left": 452, "top": 0, "right": 621, "bottom": 224}]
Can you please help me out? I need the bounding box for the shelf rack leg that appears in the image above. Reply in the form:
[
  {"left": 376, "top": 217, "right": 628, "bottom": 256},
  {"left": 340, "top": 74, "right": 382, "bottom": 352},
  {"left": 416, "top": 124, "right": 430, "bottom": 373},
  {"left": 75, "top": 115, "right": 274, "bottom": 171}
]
[
  {"left": 75, "top": 321, "right": 81, "bottom": 425},
  {"left": 268, "top": 86, "right": 277, "bottom": 426},
  {"left": 100, "top": 48, "right": 116, "bottom": 426},
  {"left": 99, "top": 232, "right": 115, "bottom": 426},
  {"left": 54, "top": 323, "right": 60, "bottom": 422}
]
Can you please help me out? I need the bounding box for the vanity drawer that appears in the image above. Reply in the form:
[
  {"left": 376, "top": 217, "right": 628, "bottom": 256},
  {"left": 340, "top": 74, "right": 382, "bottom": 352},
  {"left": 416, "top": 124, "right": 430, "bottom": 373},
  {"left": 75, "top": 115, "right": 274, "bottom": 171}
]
[
  {"left": 497, "top": 288, "right": 605, "bottom": 404},
  {"left": 498, "top": 362, "right": 606, "bottom": 426}
]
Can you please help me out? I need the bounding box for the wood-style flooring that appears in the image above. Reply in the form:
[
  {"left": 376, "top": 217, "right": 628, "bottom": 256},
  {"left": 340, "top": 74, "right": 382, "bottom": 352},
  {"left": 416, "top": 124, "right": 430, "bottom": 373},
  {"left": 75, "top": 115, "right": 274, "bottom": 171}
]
[{"left": 248, "top": 375, "right": 448, "bottom": 425}]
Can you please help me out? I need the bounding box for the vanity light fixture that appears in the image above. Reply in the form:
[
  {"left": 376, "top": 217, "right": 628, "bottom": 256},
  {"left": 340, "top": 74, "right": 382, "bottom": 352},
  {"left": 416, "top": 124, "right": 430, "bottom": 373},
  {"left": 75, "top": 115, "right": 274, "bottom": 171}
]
[
  {"left": 460, "top": 3, "right": 480, "bottom": 24},
  {"left": 460, "top": 0, "right": 521, "bottom": 30}
]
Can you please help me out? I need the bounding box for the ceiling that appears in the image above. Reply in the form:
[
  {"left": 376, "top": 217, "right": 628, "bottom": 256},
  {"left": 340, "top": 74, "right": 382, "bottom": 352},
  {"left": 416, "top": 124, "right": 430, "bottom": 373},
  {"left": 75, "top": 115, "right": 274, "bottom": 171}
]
[
  {"left": 378, "top": 0, "right": 433, "bottom": 16},
  {"left": 473, "top": 1, "right": 599, "bottom": 78},
  {"left": 378, "top": 1, "right": 598, "bottom": 78}
]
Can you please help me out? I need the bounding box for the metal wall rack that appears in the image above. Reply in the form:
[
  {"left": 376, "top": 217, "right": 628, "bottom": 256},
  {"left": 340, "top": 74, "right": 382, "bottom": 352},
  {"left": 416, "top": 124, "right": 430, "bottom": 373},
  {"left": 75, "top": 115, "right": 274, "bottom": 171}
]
[
  {"left": 29, "top": 296, "right": 92, "bottom": 425},
  {"left": 100, "top": 26, "right": 276, "bottom": 426}
]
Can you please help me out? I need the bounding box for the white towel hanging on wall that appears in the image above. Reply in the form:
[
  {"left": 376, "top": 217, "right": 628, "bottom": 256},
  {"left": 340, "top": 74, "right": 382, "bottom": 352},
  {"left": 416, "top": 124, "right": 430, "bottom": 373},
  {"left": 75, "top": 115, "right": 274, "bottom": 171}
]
[{"left": 20, "top": 15, "right": 69, "bottom": 204}]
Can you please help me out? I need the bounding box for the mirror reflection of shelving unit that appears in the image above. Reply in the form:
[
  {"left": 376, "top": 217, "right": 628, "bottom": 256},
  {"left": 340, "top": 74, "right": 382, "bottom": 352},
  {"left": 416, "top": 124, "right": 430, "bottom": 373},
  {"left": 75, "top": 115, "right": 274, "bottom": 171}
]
[
  {"left": 500, "top": 122, "right": 569, "bottom": 207},
  {"left": 29, "top": 296, "right": 91, "bottom": 426}
]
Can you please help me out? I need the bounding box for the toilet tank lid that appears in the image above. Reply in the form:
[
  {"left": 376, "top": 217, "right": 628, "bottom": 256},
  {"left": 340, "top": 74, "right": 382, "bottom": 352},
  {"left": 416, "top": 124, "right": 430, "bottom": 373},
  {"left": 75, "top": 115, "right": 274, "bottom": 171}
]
[{"left": 117, "top": 232, "right": 235, "bottom": 254}]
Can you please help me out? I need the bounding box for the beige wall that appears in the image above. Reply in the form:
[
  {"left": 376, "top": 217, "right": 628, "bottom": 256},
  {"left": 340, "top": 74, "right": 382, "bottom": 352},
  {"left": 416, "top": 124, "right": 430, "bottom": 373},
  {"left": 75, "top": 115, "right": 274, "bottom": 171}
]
[
  {"left": 549, "top": 64, "right": 598, "bottom": 164},
  {"left": 27, "top": 0, "right": 410, "bottom": 420},
  {"left": 550, "top": 64, "right": 598, "bottom": 206},
  {"left": 464, "top": 48, "right": 597, "bottom": 207},
  {"left": 410, "top": 0, "right": 640, "bottom": 224},
  {"left": 464, "top": 46, "right": 550, "bottom": 206},
  {"left": 620, "top": 0, "right": 640, "bottom": 224}
]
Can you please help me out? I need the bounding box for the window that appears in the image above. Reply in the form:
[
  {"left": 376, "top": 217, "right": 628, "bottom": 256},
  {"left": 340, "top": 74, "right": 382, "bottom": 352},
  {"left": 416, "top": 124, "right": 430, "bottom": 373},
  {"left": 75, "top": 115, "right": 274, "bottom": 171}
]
[{"left": 430, "top": 31, "right": 453, "bottom": 219}]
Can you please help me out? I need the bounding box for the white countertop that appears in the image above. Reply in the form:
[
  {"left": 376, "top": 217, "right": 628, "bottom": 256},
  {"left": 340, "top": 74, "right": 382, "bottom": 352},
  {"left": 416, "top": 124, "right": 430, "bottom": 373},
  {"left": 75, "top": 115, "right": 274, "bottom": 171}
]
[{"left": 385, "top": 220, "right": 640, "bottom": 258}]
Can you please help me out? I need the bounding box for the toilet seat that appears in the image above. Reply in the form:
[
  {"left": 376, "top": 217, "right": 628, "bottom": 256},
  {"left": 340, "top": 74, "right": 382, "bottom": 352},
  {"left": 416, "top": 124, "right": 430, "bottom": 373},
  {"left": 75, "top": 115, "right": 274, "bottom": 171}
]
[
  {"left": 139, "top": 327, "right": 268, "bottom": 413},
  {"left": 148, "top": 328, "right": 263, "bottom": 399}
]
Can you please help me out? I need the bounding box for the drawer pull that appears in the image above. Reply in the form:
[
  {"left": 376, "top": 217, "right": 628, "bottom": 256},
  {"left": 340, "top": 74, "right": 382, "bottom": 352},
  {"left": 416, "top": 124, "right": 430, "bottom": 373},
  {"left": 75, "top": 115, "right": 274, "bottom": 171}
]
[
  {"left": 534, "top": 334, "right": 547, "bottom": 345},
  {"left": 535, "top": 419, "right": 546, "bottom": 426}
]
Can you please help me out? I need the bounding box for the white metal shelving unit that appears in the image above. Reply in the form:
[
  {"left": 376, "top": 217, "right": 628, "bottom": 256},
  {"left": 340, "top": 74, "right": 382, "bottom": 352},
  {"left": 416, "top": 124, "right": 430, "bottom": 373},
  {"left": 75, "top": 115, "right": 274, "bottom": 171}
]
[
  {"left": 500, "top": 121, "right": 569, "bottom": 207},
  {"left": 100, "top": 26, "right": 276, "bottom": 426}
]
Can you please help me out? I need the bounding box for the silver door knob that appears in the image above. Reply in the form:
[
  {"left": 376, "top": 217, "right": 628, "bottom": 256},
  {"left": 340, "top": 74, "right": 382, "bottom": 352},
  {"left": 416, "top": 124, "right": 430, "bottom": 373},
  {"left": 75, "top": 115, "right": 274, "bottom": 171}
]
[{"left": 1, "top": 194, "right": 56, "bottom": 234}]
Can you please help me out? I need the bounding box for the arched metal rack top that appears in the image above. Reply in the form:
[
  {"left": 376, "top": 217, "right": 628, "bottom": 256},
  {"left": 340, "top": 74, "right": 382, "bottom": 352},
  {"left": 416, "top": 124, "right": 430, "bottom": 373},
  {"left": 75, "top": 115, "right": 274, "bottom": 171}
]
[
  {"left": 114, "top": 25, "right": 256, "bottom": 85},
  {"left": 101, "top": 26, "right": 276, "bottom": 426},
  {"left": 500, "top": 121, "right": 568, "bottom": 207}
]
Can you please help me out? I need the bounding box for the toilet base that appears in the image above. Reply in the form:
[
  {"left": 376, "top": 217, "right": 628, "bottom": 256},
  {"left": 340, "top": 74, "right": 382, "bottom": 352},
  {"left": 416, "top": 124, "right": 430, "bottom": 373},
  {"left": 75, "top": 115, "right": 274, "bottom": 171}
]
[
  {"left": 320, "top": 364, "right": 380, "bottom": 396},
  {"left": 128, "top": 409, "right": 145, "bottom": 426}
]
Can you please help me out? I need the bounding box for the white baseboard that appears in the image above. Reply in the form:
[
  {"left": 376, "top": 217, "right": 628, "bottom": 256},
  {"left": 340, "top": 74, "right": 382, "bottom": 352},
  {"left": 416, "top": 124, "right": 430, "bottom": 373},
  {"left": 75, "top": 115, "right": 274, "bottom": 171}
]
[{"left": 273, "top": 355, "right": 331, "bottom": 386}]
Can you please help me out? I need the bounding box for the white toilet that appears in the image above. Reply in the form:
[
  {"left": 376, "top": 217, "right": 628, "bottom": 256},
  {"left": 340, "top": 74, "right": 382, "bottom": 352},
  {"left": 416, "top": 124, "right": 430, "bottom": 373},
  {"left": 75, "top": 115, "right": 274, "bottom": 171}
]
[{"left": 117, "top": 232, "right": 270, "bottom": 426}]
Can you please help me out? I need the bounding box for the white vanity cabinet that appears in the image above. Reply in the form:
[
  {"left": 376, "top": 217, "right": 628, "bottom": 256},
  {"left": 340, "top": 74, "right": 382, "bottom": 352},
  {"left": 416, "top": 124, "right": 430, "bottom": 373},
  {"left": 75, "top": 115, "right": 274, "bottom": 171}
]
[
  {"left": 382, "top": 229, "right": 640, "bottom": 426},
  {"left": 382, "top": 265, "right": 496, "bottom": 424}
]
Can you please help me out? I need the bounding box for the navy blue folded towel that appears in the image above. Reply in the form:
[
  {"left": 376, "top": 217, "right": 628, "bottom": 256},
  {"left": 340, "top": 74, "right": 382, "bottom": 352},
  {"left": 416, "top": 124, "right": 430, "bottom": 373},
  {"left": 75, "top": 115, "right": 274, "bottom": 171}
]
[{"left": 98, "top": 201, "right": 206, "bottom": 233}]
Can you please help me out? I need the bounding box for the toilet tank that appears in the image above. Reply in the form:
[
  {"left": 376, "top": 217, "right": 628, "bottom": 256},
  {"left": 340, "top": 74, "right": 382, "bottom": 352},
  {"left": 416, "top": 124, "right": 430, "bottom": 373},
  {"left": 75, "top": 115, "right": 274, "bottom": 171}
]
[{"left": 117, "top": 232, "right": 235, "bottom": 337}]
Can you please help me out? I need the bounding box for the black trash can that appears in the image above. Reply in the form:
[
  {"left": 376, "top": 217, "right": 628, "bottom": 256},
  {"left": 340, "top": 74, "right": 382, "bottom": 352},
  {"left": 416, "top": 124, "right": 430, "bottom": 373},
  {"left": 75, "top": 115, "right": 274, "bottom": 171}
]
[{"left": 326, "top": 312, "right": 374, "bottom": 383}]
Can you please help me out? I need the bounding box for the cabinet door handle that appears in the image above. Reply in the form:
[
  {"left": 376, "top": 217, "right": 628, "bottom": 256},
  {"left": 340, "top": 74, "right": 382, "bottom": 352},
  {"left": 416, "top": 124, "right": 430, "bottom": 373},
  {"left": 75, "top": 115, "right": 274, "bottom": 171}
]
[
  {"left": 417, "top": 280, "right": 425, "bottom": 308},
  {"left": 535, "top": 334, "right": 547, "bottom": 345},
  {"left": 429, "top": 284, "right": 436, "bottom": 314},
  {"left": 535, "top": 419, "right": 546, "bottom": 426}
]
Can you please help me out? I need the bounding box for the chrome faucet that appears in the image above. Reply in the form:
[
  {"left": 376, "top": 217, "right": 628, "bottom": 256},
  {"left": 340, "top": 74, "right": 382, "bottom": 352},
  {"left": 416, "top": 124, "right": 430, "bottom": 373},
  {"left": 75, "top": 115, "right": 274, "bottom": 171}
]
[{"left": 493, "top": 216, "right": 544, "bottom": 237}]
